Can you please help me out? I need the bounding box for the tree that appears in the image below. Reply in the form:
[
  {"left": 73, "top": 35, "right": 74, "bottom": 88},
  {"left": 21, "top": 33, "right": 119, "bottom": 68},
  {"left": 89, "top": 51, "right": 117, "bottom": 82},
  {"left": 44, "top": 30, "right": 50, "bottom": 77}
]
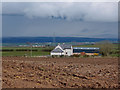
[{"left": 96, "top": 40, "right": 113, "bottom": 56}]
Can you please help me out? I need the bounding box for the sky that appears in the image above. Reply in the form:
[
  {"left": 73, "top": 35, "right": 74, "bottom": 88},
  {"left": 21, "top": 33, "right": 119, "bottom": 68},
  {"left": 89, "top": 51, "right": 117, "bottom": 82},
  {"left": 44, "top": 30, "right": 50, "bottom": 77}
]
[{"left": 2, "top": 2, "right": 118, "bottom": 38}]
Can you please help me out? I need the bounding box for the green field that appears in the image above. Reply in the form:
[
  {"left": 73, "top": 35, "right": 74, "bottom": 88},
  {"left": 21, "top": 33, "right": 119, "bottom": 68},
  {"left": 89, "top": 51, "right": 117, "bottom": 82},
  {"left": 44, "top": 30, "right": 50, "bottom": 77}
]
[{"left": 1, "top": 47, "right": 54, "bottom": 56}]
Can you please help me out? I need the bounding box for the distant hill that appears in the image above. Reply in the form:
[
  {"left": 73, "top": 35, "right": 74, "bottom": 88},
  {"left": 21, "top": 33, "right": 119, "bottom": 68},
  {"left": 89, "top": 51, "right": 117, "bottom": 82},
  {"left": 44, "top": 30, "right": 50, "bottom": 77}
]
[{"left": 2, "top": 37, "right": 118, "bottom": 43}]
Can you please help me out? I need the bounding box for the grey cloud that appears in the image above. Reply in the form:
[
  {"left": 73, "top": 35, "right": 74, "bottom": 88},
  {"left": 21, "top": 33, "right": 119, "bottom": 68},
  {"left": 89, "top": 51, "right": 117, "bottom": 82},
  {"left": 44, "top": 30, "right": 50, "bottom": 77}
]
[
  {"left": 2, "top": 2, "right": 118, "bottom": 22},
  {"left": 2, "top": 15, "right": 117, "bottom": 38},
  {"left": 81, "top": 29, "right": 89, "bottom": 32}
]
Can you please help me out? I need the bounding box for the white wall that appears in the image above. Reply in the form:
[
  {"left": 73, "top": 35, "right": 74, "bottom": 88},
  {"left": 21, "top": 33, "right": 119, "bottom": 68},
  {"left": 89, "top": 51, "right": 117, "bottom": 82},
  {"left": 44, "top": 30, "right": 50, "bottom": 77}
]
[
  {"left": 64, "top": 48, "right": 73, "bottom": 56},
  {"left": 51, "top": 52, "right": 64, "bottom": 56}
]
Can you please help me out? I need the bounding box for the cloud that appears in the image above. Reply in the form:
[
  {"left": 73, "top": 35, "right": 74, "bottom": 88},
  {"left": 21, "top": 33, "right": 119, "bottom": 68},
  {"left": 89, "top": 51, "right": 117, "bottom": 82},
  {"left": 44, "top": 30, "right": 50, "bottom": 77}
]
[
  {"left": 2, "top": 2, "right": 118, "bottom": 22},
  {"left": 2, "top": 0, "right": 119, "bottom": 2},
  {"left": 2, "top": 14, "right": 117, "bottom": 38}
]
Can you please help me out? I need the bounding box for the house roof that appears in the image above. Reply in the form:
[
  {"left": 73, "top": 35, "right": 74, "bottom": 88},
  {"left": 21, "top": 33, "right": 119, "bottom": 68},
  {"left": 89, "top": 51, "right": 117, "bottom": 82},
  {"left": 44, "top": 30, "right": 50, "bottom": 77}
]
[
  {"left": 59, "top": 44, "right": 72, "bottom": 50},
  {"left": 73, "top": 47, "right": 100, "bottom": 50},
  {"left": 51, "top": 48, "right": 63, "bottom": 53}
]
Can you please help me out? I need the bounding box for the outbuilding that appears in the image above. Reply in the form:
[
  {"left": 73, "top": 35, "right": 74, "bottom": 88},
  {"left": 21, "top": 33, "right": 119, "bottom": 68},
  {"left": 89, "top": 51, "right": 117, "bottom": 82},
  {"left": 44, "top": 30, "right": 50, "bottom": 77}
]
[{"left": 73, "top": 47, "right": 100, "bottom": 55}]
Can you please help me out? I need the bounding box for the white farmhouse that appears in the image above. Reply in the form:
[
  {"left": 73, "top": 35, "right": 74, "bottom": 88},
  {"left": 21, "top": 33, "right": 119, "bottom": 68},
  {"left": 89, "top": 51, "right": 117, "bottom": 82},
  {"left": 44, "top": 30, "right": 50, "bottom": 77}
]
[{"left": 51, "top": 44, "right": 73, "bottom": 56}]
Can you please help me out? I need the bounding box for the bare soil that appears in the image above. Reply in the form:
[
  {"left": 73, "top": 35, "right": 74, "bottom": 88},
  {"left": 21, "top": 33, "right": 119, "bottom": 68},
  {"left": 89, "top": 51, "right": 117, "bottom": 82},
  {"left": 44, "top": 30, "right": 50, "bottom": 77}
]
[{"left": 2, "top": 56, "right": 119, "bottom": 88}]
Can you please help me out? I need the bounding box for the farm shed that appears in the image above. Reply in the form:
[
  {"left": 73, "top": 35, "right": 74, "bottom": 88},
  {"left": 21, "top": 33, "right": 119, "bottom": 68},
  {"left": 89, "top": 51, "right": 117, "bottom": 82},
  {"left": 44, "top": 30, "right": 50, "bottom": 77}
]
[{"left": 73, "top": 47, "right": 100, "bottom": 56}]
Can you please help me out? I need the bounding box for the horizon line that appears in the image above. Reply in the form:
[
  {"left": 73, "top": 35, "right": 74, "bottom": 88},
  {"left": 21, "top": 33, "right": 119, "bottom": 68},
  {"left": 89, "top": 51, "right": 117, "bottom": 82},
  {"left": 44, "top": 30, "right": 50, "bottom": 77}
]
[{"left": 1, "top": 36, "right": 118, "bottom": 39}]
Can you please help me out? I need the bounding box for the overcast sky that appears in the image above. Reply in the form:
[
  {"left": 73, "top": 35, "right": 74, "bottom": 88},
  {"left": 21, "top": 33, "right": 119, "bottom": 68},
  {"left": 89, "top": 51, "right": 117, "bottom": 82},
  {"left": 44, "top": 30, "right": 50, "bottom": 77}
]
[{"left": 2, "top": 2, "right": 118, "bottom": 38}]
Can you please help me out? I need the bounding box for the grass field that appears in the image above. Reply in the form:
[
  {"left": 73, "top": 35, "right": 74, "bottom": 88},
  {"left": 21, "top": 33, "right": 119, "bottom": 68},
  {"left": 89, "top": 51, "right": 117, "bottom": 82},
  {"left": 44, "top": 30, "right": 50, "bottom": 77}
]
[{"left": 1, "top": 47, "right": 54, "bottom": 56}]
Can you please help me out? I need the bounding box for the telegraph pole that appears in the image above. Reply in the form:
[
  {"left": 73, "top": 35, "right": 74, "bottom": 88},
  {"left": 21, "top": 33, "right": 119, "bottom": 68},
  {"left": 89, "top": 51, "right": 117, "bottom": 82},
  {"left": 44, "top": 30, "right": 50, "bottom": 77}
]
[
  {"left": 30, "top": 43, "right": 32, "bottom": 57},
  {"left": 27, "top": 42, "right": 32, "bottom": 57}
]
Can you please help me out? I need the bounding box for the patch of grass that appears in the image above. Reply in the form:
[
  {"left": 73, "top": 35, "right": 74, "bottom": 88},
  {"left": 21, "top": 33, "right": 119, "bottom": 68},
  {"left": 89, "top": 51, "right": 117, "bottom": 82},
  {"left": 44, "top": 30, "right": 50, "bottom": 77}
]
[{"left": 2, "top": 47, "right": 54, "bottom": 56}]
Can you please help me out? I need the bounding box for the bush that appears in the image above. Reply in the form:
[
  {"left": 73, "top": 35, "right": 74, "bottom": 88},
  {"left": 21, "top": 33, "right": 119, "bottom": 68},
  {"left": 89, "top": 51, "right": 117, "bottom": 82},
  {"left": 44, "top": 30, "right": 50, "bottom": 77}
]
[
  {"left": 2, "top": 49, "right": 14, "bottom": 52},
  {"left": 96, "top": 40, "right": 114, "bottom": 56},
  {"left": 83, "top": 55, "right": 89, "bottom": 57},
  {"left": 16, "top": 49, "right": 38, "bottom": 51},
  {"left": 42, "top": 49, "right": 53, "bottom": 52},
  {"left": 51, "top": 55, "right": 61, "bottom": 58},
  {"left": 72, "top": 54, "right": 80, "bottom": 57},
  {"left": 60, "top": 55, "right": 64, "bottom": 57}
]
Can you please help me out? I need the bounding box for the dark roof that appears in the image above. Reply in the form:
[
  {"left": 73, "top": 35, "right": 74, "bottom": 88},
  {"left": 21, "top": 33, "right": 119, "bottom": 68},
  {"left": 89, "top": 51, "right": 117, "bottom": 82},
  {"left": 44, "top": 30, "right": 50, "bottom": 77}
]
[
  {"left": 59, "top": 44, "right": 72, "bottom": 50},
  {"left": 51, "top": 48, "right": 63, "bottom": 53},
  {"left": 73, "top": 47, "right": 99, "bottom": 50}
]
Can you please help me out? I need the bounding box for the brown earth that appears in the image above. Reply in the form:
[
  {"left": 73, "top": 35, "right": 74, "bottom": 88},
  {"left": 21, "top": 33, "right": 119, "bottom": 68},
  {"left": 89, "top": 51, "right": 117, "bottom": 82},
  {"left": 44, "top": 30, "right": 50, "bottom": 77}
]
[{"left": 2, "top": 56, "right": 119, "bottom": 88}]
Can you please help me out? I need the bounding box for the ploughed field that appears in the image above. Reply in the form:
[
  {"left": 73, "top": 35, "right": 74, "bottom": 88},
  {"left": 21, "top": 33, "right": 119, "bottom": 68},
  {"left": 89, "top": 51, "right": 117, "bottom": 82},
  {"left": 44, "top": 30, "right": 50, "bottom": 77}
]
[{"left": 2, "top": 57, "right": 118, "bottom": 88}]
